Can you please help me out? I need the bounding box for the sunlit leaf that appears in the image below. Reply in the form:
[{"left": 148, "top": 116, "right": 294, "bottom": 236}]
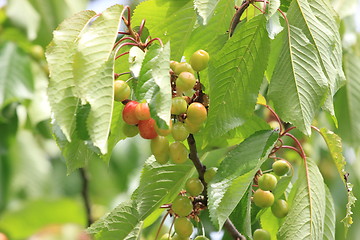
[
  {"left": 208, "top": 130, "right": 278, "bottom": 229},
  {"left": 194, "top": 0, "right": 221, "bottom": 25}
]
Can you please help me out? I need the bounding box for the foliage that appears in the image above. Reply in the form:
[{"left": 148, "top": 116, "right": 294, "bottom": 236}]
[{"left": 1, "top": 0, "right": 360, "bottom": 239}]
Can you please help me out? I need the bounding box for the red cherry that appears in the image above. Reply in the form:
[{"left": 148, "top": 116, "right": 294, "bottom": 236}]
[
  {"left": 122, "top": 101, "right": 139, "bottom": 125},
  {"left": 138, "top": 118, "right": 158, "bottom": 139}
]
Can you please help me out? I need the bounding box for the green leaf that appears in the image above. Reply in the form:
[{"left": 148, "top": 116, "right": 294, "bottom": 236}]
[
  {"left": 194, "top": 0, "right": 220, "bottom": 25},
  {"left": 53, "top": 122, "right": 100, "bottom": 174},
  {"left": 268, "top": 21, "right": 328, "bottom": 134},
  {"left": 279, "top": 0, "right": 292, "bottom": 12},
  {"left": 266, "top": 0, "right": 280, "bottom": 19},
  {"left": 7, "top": 0, "right": 40, "bottom": 40},
  {"left": 318, "top": 127, "right": 356, "bottom": 232},
  {"left": 74, "top": 4, "right": 124, "bottom": 154},
  {"left": 132, "top": 0, "right": 197, "bottom": 61},
  {"left": 46, "top": 10, "right": 97, "bottom": 142},
  {"left": 135, "top": 156, "right": 194, "bottom": 227},
  {"left": 0, "top": 42, "right": 34, "bottom": 108},
  {"left": 136, "top": 43, "right": 172, "bottom": 129},
  {"left": 335, "top": 53, "right": 360, "bottom": 145},
  {"left": 278, "top": 158, "right": 326, "bottom": 240},
  {"left": 205, "top": 15, "right": 270, "bottom": 138},
  {"left": 261, "top": 208, "right": 281, "bottom": 240},
  {"left": 0, "top": 199, "right": 85, "bottom": 239},
  {"left": 291, "top": 0, "right": 345, "bottom": 123},
  {"left": 88, "top": 201, "right": 140, "bottom": 240},
  {"left": 266, "top": 12, "right": 284, "bottom": 39},
  {"left": 323, "top": 185, "right": 335, "bottom": 240},
  {"left": 208, "top": 130, "right": 278, "bottom": 229},
  {"left": 129, "top": 46, "right": 145, "bottom": 79},
  {"left": 272, "top": 164, "right": 294, "bottom": 200}
]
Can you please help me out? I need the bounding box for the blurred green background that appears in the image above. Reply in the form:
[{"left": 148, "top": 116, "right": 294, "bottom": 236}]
[{"left": 0, "top": 0, "right": 359, "bottom": 239}]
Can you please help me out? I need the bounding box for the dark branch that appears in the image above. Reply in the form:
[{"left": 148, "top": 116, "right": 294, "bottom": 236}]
[
  {"left": 80, "top": 168, "right": 93, "bottom": 227},
  {"left": 224, "top": 219, "right": 247, "bottom": 240},
  {"left": 186, "top": 134, "right": 246, "bottom": 240},
  {"left": 229, "top": 0, "right": 250, "bottom": 37}
]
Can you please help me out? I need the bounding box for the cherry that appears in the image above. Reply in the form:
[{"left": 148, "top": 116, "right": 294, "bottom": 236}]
[
  {"left": 122, "top": 124, "right": 139, "bottom": 137},
  {"left": 170, "top": 60, "right": 179, "bottom": 71},
  {"left": 114, "top": 80, "right": 130, "bottom": 102},
  {"left": 253, "top": 229, "right": 271, "bottom": 240},
  {"left": 253, "top": 189, "right": 274, "bottom": 208},
  {"left": 184, "top": 119, "right": 202, "bottom": 134},
  {"left": 135, "top": 102, "right": 150, "bottom": 120},
  {"left": 190, "top": 50, "right": 209, "bottom": 72},
  {"left": 173, "top": 62, "right": 194, "bottom": 75},
  {"left": 194, "top": 236, "right": 209, "bottom": 240},
  {"left": 122, "top": 101, "right": 139, "bottom": 125},
  {"left": 185, "top": 177, "right": 204, "bottom": 196},
  {"left": 155, "top": 121, "right": 172, "bottom": 136},
  {"left": 271, "top": 199, "right": 289, "bottom": 218},
  {"left": 272, "top": 160, "right": 291, "bottom": 176},
  {"left": 171, "top": 97, "right": 188, "bottom": 115},
  {"left": 172, "top": 122, "right": 189, "bottom": 141},
  {"left": 258, "top": 173, "right": 277, "bottom": 191},
  {"left": 172, "top": 195, "right": 193, "bottom": 217},
  {"left": 169, "top": 142, "right": 189, "bottom": 164},
  {"left": 151, "top": 136, "right": 169, "bottom": 155},
  {"left": 138, "top": 118, "right": 158, "bottom": 139},
  {"left": 172, "top": 234, "right": 189, "bottom": 240},
  {"left": 176, "top": 72, "right": 197, "bottom": 92},
  {"left": 186, "top": 102, "right": 207, "bottom": 124},
  {"left": 204, "top": 167, "right": 217, "bottom": 183},
  {"left": 174, "top": 217, "right": 193, "bottom": 238}
]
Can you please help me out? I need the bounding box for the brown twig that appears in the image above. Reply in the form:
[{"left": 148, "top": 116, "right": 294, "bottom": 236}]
[
  {"left": 80, "top": 168, "right": 93, "bottom": 227},
  {"left": 229, "top": 0, "right": 251, "bottom": 37},
  {"left": 186, "top": 134, "right": 246, "bottom": 240}
]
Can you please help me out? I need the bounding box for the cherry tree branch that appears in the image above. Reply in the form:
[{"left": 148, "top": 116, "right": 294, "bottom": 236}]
[
  {"left": 186, "top": 134, "right": 246, "bottom": 240},
  {"left": 80, "top": 168, "right": 93, "bottom": 227}
]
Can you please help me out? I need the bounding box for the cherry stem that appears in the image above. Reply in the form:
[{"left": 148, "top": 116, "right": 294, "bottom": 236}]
[
  {"left": 283, "top": 132, "right": 306, "bottom": 159},
  {"left": 115, "top": 51, "right": 130, "bottom": 60},
  {"left": 79, "top": 168, "right": 93, "bottom": 227},
  {"left": 265, "top": 105, "right": 283, "bottom": 134},
  {"left": 311, "top": 125, "right": 321, "bottom": 132},
  {"left": 113, "top": 37, "right": 138, "bottom": 50},
  {"left": 145, "top": 37, "right": 164, "bottom": 48},
  {"left": 118, "top": 31, "right": 130, "bottom": 35},
  {"left": 114, "top": 72, "right": 131, "bottom": 79},
  {"left": 281, "top": 126, "right": 297, "bottom": 136},
  {"left": 138, "top": 19, "right": 146, "bottom": 37},
  {"left": 155, "top": 212, "right": 169, "bottom": 240},
  {"left": 251, "top": 3, "right": 266, "bottom": 14},
  {"left": 281, "top": 145, "right": 303, "bottom": 157}
]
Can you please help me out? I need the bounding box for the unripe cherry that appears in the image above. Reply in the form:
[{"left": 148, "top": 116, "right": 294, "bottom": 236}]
[
  {"left": 114, "top": 80, "right": 131, "bottom": 102},
  {"left": 204, "top": 167, "right": 217, "bottom": 183},
  {"left": 253, "top": 189, "right": 274, "bottom": 208},
  {"left": 173, "top": 62, "right": 194, "bottom": 75},
  {"left": 155, "top": 121, "right": 172, "bottom": 136},
  {"left": 258, "top": 173, "right": 278, "bottom": 191},
  {"left": 172, "top": 195, "right": 193, "bottom": 217},
  {"left": 253, "top": 229, "right": 271, "bottom": 240},
  {"left": 172, "top": 122, "right": 189, "bottom": 141},
  {"left": 169, "top": 142, "right": 189, "bottom": 164},
  {"left": 272, "top": 160, "right": 291, "bottom": 176},
  {"left": 122, "top": 101, "right": 139, "bottom": 125},
  {"left": 174, "top": 217, "right": 193, "bottom": 237},
  {"left": 190, "top": 49, "right": 209, "bottom": 72},
  {"left": 151, "top": 136, "right": 169, "bottom": 155},
  {"left": 271, "top": 199, "right": 289, "bottom": 218},
  {"left": 185, "top": 178, "right": 204, "bottom": 196},
  {"left": 122, "top": 124, "right": 139, "bottom": 137},
  {"left": 171, "top": 97, "right": 188, "bottom": 115},
  {"left": 170, "top": 60, "right": 179, "bottom": 71},
  {"left": 194, "top": 237, "right": 209, "bottom": 240},
  {"left": 176, "top": 72, "right": 197, "bottom": 92},
  {"left": 135, "top": 102, "right": 150, "bottom": 120},
  {"left": 186, "top": 102, "right": 207, "bottom": 124},
  {"left": 138, "top": 118, "right": 158, "bottom": 139},
  {"left": 184, "top": 119, "right": 202, "bottom": 134}
]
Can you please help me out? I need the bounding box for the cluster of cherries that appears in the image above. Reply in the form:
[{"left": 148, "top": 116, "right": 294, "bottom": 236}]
[
  {"left": 158, "top": 166, "right": 217, "bottom": 240},
  {"left": 113, "top": 50, "right": 210, "bottom": 167},
  {"left": 252, "top": 159, "right": 293, "bottom": 240}
]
